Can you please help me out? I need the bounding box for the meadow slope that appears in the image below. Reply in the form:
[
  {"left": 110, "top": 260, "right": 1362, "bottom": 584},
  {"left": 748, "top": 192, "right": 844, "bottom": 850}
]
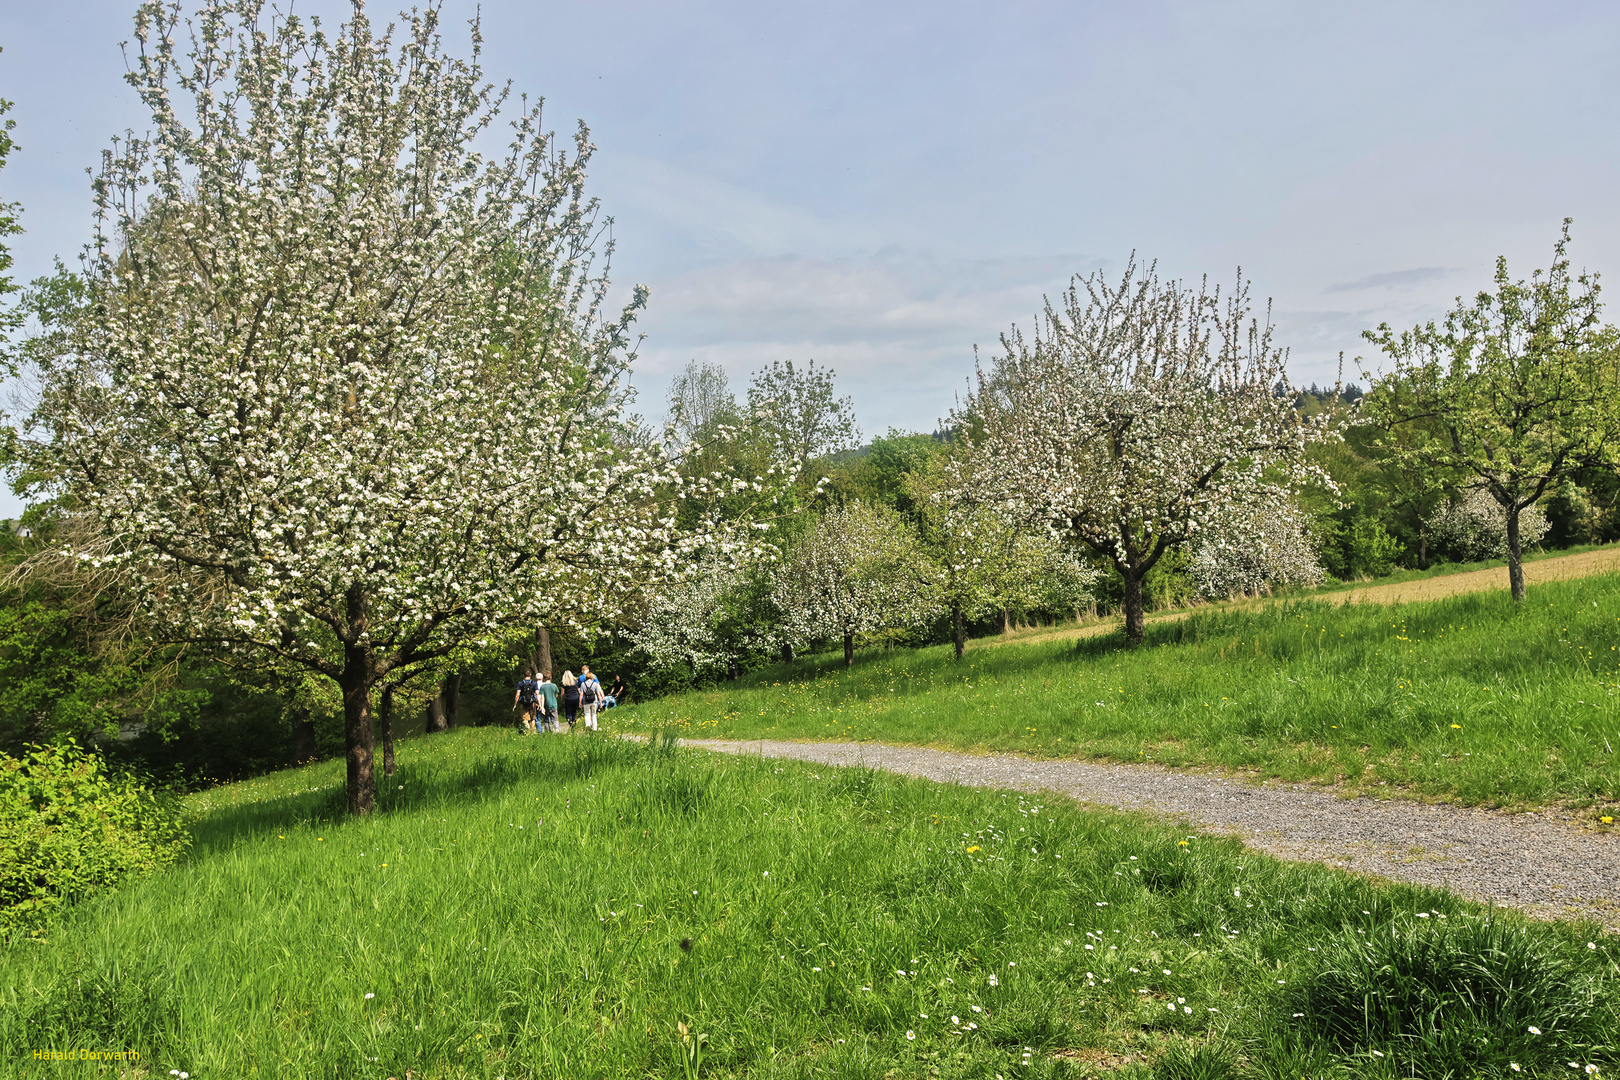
[
  {"left": 989, "top": 545, "right": 1620, "bottom": 650},
  {"left": 613, "top": 573, "right": 1620, "bottom": 810},
  {"left": 5, "top": 730, "right": 1616, "bottom": 1079}
]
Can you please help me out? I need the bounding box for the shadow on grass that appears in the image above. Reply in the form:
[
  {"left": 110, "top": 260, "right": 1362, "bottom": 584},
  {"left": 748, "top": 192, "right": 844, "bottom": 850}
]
[{"left": 184, "top": 730, "right": 673, "bottom": 858}]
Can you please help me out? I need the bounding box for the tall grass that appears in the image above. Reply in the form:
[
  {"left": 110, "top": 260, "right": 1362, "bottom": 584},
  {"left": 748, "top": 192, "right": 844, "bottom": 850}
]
[
  {"left": 3, "top": 727, "right": 1614, "bottom": 1077},
  {"left": 615, "top": 574, "right": 1620, "bottom": 809}
]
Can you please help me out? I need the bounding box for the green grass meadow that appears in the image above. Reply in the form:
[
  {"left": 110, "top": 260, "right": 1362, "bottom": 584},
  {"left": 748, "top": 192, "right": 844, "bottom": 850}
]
[
  {"left": 615, "top": 573, "right": 1620, "bottom": 811},
  {"left": 4, "top": 728, "right": 1617, "bottom": 1079}
]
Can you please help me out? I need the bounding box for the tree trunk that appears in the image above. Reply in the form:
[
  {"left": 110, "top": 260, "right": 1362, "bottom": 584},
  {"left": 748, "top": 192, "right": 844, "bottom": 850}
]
[
  {"left": 339, "top": 644, "right": 377, "bottom": 815},
  {"left": 379, "top": 685, "right": 396, "bottom": 778},
  {"left": 1122, "top": 572, "right": 1146, "bottom": 644},
  {"left": 1506, "top": 506, "right": 1526, "bottom": 602},
  {"left": 1418, "top": 523, "right": 1428, "bottom": 570},
  {"left": 533, "top": 626, "right": 552, "bottom": 679},
  {"left": 290, "top": 711, "right": 316, "bottom": 764},
  {"left": 952, "top": 600, "right": 966, "bottom": 662},
  {"left": 843, "top": 633, "right": 854, "bottom": 667},
  {"left": 1001, "top": 609, "right": 1011, "bottom": 635},
  {"left": 444, "top": 672, "right": 461, "bottom": 727},
  {"left": 425, "top": 691, "right": 448, "bottom": 734},
  {"left": 780, "top": 641, "right": 795, "bottom": 664}
]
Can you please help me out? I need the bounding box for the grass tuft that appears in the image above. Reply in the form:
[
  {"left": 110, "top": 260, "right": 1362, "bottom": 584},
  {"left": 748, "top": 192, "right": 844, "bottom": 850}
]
[{"left": 1285, "top": 911, "right": 1616, "bottom": 1076}]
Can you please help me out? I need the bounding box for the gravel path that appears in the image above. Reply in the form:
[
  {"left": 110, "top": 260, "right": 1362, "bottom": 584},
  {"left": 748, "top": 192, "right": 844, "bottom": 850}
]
[{"left": 685, "top": 738, "right": 1620, "bottom": 930}]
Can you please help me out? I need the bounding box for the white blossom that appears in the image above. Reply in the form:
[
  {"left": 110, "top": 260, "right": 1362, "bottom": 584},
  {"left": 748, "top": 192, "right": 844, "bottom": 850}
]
[
  {"left": 1189, "top": 500, "right": 1324, "bottom": 599},
  {"left": 770, "top": 502, "right": 939, "bottom": 665},
  {"left": 1427, "top": 489, "right": 1550, "bottom": 563},
  {"left": 960, "top": 257, "right": 1335, "bottom": 641},
  {"left": 17, "top": 1, "right": 772, "bottom": 812}
]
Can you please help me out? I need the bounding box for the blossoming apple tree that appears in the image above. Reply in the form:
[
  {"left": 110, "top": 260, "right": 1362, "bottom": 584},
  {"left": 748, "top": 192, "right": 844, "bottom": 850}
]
[
  {"left": 770, "top": 502, "right": 938, "bottom": 666},
  {"left": 1187, "top": 501, "right": 1323, "bottom": 599},
  {"left": 964, "top": 258, "right": 1333, "bottom": 643},
  {"left": 19, "top": 1, "right": 754, "bottom": 813}
]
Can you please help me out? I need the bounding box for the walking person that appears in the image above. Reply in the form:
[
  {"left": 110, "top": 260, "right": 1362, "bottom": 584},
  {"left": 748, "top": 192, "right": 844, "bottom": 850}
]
[
  {"left": 537, "top": 671, "right": 560, "bottom": 733},
  {"left": 579, "top": 668, "right": 603, "bottom": 731},
  {"left": 560, "top": 670, "right": 581, "bottom": 731},
  {"left": 512, "top": 667, "right": 541, "bottom": 733}
]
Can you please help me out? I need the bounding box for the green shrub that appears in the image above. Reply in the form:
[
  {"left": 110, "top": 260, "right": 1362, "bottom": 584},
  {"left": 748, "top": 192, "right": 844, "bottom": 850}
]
[
  {"left": 0, "top": 741, "right": 189, "bottom": 940},
  {"left": 1283, "top": 912, "right": 1615, "bottom": 1076}
]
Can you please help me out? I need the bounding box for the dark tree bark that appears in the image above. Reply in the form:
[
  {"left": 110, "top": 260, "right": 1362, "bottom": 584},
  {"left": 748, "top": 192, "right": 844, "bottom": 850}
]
[
  {"left": 1506, "top": 506, "right": 1526, "bottom": 602},
  {"left": 379, "top": 684, "right": 396, "bottom": 777},
  {"left": 290, "top": 710, "right": 316, "bottom": 764},
  {"left": 339, "top": 642, "right": 377, "bottom": 815},
  {"left": 843, "top": 633, "right": 854, "bottom": 667},
  {"left": 780, "top": 641, "right": 795, "bottom": 664},
  {"left": 425, "top": 692, "right": 448, "bottom": 733},
  {"left": 1121, "top": 572, "right": 1146, "bottom": 644},
  {"left": 952, "top": 600, "right": 966, "bottom": 661},
  {"left": 424, "top": 671, "right": 460, "bottom": 733},
  {"left": 444, "top": 672, "right": 461, "bottom": 727}
]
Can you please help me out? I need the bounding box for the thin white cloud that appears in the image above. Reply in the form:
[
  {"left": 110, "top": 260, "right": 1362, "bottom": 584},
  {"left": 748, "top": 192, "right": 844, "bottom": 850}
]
[
  {"left": 600, "top": 156, "right": 870, "bottom": 262},
  {"left": 629, "top": 249, "right": 1103, "bottom": 433},
  {"left": 1327, "top": 267, "right": 1453, "bottom": 292}
]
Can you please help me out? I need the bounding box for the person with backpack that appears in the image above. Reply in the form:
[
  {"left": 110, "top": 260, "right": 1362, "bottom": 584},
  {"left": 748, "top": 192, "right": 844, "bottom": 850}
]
[
  {"left": 579, "top": 666, "right": 603, "bottom": 731},
  {"left": 512, "top": 667, "right": 541, "bottom": 733},
  {"left": 560, "top": 671, "right": 581, "bottom": 731},
  {"left": 536, "top": 672, "right": 560, "bottom": 733}
]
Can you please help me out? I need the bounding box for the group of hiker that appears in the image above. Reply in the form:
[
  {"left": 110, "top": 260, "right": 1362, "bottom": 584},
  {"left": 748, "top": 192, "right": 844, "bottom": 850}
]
[{"left": 512, "top": 665, "right": 626, "bottom": 734}]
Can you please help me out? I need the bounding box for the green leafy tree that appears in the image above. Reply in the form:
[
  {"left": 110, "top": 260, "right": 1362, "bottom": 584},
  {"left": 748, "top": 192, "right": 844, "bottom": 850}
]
[
  {"left": 1361, "top": 223, "right": 1620, "bottom": 601},
  {"left": 818, "top": 430, "right": 946, "bottom": 516},
  {"left": 905, "top": 449, "right": 1098, "bottom": 659},
  {"left": 1544, "top": 479, "right": 1597, "bottom": 548},
  {"left": 746, "top": 359, "right": 860, "bottom": 473},
  {"left": 666, "top": 359, "right": 742, "bottom": 449}
]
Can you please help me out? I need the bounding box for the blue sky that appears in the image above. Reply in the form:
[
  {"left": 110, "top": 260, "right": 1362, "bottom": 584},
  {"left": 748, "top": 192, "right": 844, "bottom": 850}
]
[{"left": 4, "top": 1, "right": 1619, "bottom": 516}]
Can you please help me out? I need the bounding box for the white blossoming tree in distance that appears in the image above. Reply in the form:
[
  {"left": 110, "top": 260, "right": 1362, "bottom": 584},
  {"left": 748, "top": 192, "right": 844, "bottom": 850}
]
[
  {"left": 1426, "top": 488, "right": 1550, "bottom": 564},
  {"left": 18, "top": 1, "right": 750, "bottom": 813},
  {"left": 629, "top": 552, "right": 781, "bottom": 681},
  {"left": 964, "top": 258, "right": 1333, "bottom": 643},
  {"left": 771, "top": 502, "right": 938, "bottom": 666},
  {"left": 1188, "top": 501, "right": 1324, "bottom": 600}
]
